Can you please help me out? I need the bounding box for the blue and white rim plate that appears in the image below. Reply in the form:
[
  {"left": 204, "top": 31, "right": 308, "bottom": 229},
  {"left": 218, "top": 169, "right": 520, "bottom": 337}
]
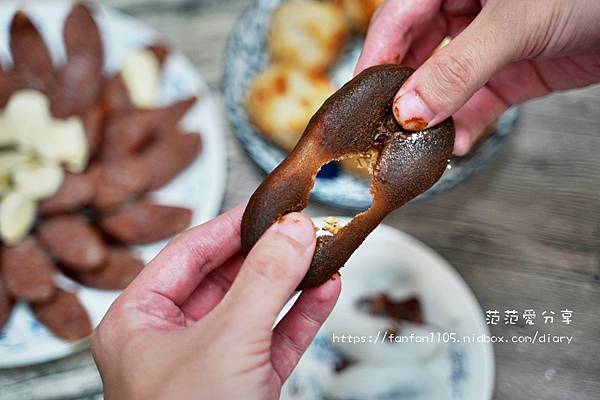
[
  {"left": 280, "top": 217, "right": 495, "bottom": 400},
  {"left": 0, "top": 0, "right": 228, "bottom": 368},
  {"left": 222, "top": 0, "right": 520, "bottom": 210}
]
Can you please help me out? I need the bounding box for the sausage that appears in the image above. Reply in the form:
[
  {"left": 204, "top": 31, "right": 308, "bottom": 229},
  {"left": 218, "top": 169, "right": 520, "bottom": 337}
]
[
  {"left": 100, "top": 109, "right": 164, "bottom": 158},
  {"left": 71, "top": 247, "right": 144, "bottom": 290},
  {"left": 31, "top": 289, "right": 92, "bottom": 341},
  {"left": 99, "top": 73, "right": 133, "bottom": 116},
  {"left": 9, "top": 11, "right": 57, "bottom": 93},
  {"left": 82, "top": 104, "right": 104, "bottom": 157},
  {"left": 37, "top": 214, "right": 107, "bottom": 271},
  {"left": 51, "top": 4, "right": 103, "bottom": 117},
  {"left": 139, "top": 132, "right": 202, "bottom": 190},
  {"left": 99, "top": 96, "right": 197, "bottom": 160},
  {"left": 155, "top": 97, "right": 197, "bottom": 137},
  {"left": 99, "top": 200, "right": 192, "bottom": 244},
  {"left": 1, "top": 236, "right": 56, "bottom": 303},
  {"left": 0, "top": 68, "right": 22, "bottom": 108},
  {"left": 88, "top": 157, "right": 150, "bottom": 210},
  {"left": 39, "top": 172, "right": 95, "bottom": 215}
]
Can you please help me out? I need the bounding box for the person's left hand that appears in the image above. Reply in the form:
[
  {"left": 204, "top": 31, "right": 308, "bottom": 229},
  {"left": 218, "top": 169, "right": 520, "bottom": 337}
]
[{"left": 91, "top": 203, "right": 341, "bottom": 399}]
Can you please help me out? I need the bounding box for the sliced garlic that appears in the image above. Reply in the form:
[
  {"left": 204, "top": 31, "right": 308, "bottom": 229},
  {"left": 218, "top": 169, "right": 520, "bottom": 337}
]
[
  {"left": 5, "top": 89, "right": 51, "bottom": 120},
  {"left": 12, "top": 161, "right": 64, "bottom": 200},
  {"left": 7, "top": 90, "right": 89, "bottom": 170},
  {"left": 54, "top": 117, "right": 88, "bottom": 173},
  {"left": 0, "top": 191, "right": 36, "bottom": 245},
  {"left": 32, "top": 117, "right": 88, "bottom": 173},
  {"left": 0, "top": 117, "right": 17, "bottom": 146},
  {"left": 0, "top": 151, "right": 29, "bottom": 176},
  {"left": 6, "top": 90, "right": 51, "bottom": 149},
  {"left": 121, "top": 48, "right": 161, "bottom": 108},
  {"left": 0, "top": 151, "right": 27, "bottom": 197}
]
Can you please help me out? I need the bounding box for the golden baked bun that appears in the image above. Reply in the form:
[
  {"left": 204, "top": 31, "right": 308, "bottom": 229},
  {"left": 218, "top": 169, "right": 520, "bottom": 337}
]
[
  {"left": 268, "top": 0, "right": 348, "bottom": 72},
  {"left": 334, "top": 0, "right": 383, "bottom": 33},
  {"left": 246, "top": 64, "right": 334, "bottom": 150}
]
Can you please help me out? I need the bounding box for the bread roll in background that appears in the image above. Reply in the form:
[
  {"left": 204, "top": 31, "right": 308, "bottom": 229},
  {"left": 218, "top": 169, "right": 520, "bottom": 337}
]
[
  {"left": 246, "top": 64, "right": 334, "bottom": 150},
  {"left": 268, "top": 0, "right": 348, "bottom": 72}
]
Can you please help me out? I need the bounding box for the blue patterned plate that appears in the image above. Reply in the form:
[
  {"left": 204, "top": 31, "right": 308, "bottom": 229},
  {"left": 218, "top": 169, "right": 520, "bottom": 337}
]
[{"left": 222, "top": 0, "right": 519, "bottom": 210}]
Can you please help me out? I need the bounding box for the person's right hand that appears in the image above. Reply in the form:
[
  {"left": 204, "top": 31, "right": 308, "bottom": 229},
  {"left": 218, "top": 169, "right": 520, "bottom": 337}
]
[
  {"left": 356, "top": 0, "right": 600, "bottom": 155},
  {"left": 92, "top": 204, "right": 341, "bottom": 399}
]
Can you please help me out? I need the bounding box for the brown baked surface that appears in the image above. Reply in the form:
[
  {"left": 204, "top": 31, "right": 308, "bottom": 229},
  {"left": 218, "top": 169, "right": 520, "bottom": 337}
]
[{"left": 241, "top": 64, "right": 454, "bottom": 289}]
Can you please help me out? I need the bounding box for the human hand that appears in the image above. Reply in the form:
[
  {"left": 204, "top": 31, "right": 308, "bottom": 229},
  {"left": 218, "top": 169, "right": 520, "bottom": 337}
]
[
  {"left": 91, "top": 204, "right": 341, "bottom": 399},
  {"left": 356, "top": 0, "right": 600, "bottom": 155}
]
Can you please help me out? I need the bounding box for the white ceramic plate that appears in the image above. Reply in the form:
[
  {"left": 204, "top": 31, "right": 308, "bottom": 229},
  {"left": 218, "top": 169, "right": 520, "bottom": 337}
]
[
  {"left": 281, "top": 217, "right": 494, "bottom": 400},
  {"left": 0, "top": 1, "right": 227, "bottom": 368}
]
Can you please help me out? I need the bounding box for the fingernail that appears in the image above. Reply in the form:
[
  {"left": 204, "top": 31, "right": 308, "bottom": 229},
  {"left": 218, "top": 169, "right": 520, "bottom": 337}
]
[
  {"left": 277, "top": 214, "right": 315, "bottom": 246},
  {"left": 393, "top": 91, "right": 435, "bottom": 131}
]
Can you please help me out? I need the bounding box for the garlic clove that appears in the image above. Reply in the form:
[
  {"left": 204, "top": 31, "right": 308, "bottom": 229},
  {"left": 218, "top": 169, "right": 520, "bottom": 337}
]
[
  {"left": 5, "top": 89, "right": 51, "bottom": 121},
  {"left": 12, "top": 161, "right": 64, "bottom": 200},
  {"left": 0, "top": 151, "right": 24, "bottom": 196},
  {"left": 8, "top": 90, "right": 53, "bottom": 151},
  {"left": 0, "top": 191, "right": 36, "bottom": 245},
  {"left": 121, "top": 49, "right": 161, "bottom": 108},
  {"left": 56, "top": 117, "right": 89, "bottom": 173},
  {"left": 32, "top": 117, "right": 89, "bottom": 173}
]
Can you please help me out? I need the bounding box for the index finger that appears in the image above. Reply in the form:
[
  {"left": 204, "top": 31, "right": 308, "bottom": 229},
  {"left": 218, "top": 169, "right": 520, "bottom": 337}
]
[{"left": 355, "top": 0, "right": 441, "bottom": 75}]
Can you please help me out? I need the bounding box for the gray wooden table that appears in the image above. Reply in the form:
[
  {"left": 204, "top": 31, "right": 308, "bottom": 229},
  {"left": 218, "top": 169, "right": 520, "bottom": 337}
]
[{"left": 1, "top": 1, "right": 598, "bottom": 399}]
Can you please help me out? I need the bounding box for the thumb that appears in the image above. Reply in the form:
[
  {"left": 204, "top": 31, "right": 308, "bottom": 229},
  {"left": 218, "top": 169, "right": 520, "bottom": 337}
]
[
  {"left": 216, "top": 212, "right": 316, "bottom": 330},
  {"left": 392, "top": 4, "right": 519, "bottom": 130}
]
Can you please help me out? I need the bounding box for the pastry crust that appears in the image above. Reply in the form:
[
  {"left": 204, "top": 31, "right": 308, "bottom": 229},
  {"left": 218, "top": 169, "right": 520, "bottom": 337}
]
[{"left": 242, "top": 65, "right": 454, "bottom": 289}]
